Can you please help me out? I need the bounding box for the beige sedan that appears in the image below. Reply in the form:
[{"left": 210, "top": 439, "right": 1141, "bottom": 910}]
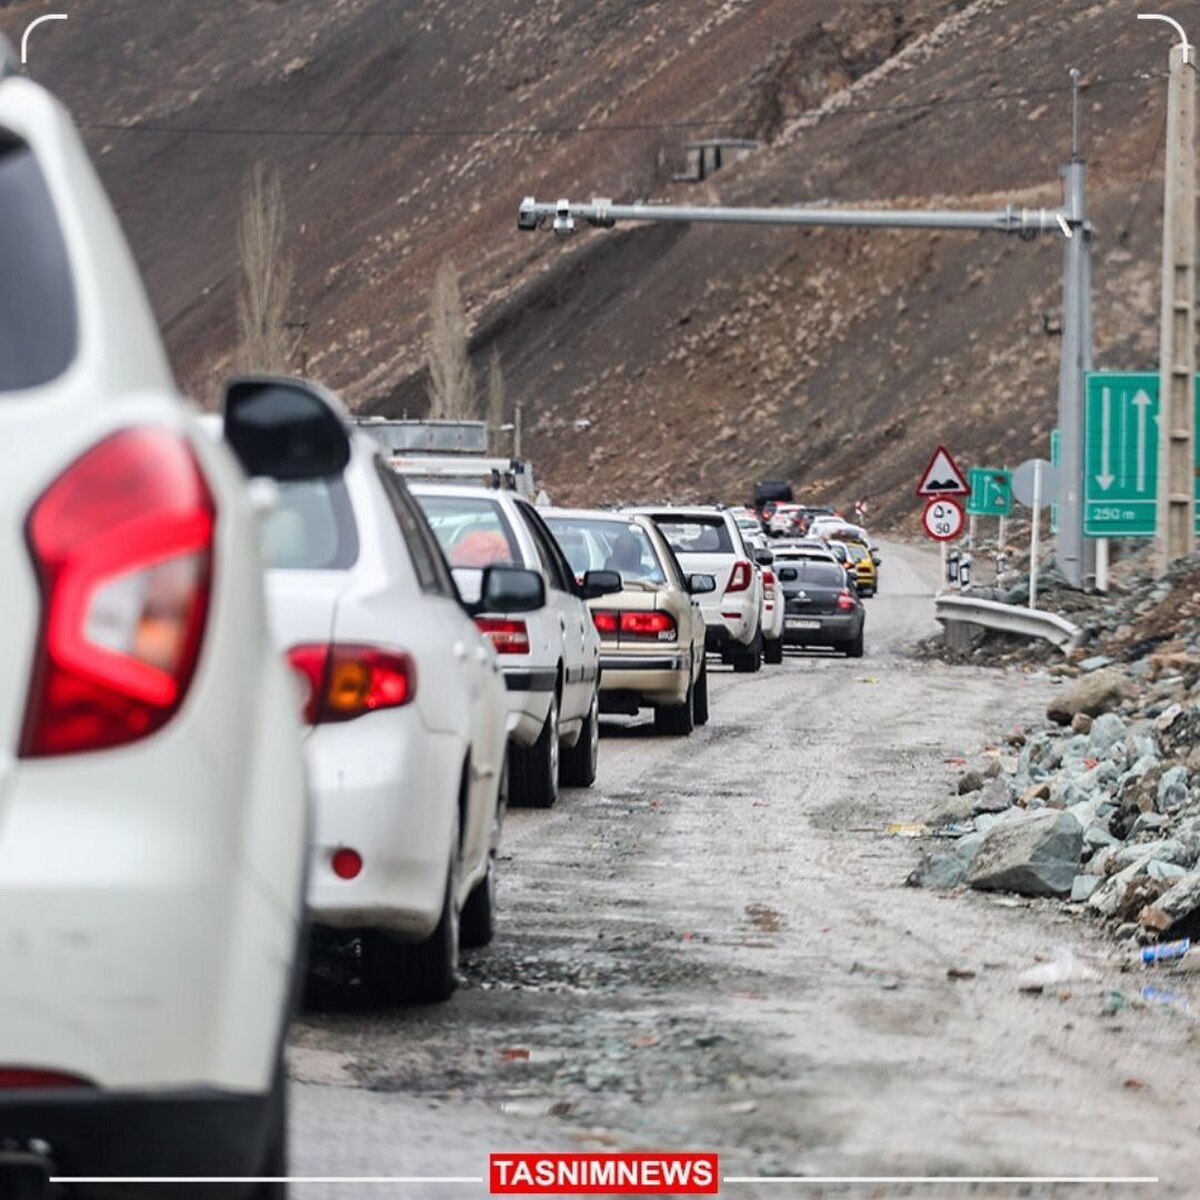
[{"left": 544, "top": 509, "right": 714, "bottom": 736}]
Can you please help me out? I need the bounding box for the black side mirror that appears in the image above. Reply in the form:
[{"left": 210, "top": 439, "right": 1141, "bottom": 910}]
[
  {"left": 687, "top": 573, "right": 717, "bottom": 595},
  {"left": 754, "top": 548, "right": 774, "bottom": 567},
  {"left": 457, "top": 566, "right": 545, "bottom": 615},
  {"left": 224, "top": 376, "right": 351, "bottom": 481},
  {"left": 578, "top": 569, "right": 622, "bottom": 600}
]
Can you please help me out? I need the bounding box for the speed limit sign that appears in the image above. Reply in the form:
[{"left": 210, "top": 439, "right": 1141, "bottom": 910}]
[{"left": 922, "top": 496, "right": 965, "bottom": 542}]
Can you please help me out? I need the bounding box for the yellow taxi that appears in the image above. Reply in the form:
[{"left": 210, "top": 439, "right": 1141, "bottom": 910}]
[{"left": 841, "top": 540, "right": 877, "bottom": 597}]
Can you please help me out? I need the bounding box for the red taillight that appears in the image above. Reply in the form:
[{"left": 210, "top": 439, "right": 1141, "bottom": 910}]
[
  {"left": 620, "top": 610, "right": 676, "bottom": 640},
  {"left": 836, "top": 590, "right": 856, "bottom": 611},
  {"left": 592, "top": 610, "right": 619, "bottom": 635},
  {"left": 762, "top": 570, "right": 776, "bottom": 587},
  {"left": 331, "top": 848, "right": 363, "bottom": 880},
  {"left": 474, "top": 617, "right": 530, "bottom": 655},
  {"left": 286, "top": 643, "right": 416, "bottom": 724},
  {"left": 20, "top": 429, "right": 215, "bottom": 758},
  {"left": 0, "top": 1068, "right": 91, "bottom": 1089},
  {"left": 726, "top": 561, "right": 752, "bottom": 593}
]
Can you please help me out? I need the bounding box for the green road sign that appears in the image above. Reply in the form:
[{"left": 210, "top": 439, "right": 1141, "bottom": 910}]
[
  {"left": 1083, "top": 372, "right": 1200, "bottom": 538},
  {"left": 966, "top": 467, "right": 1012, "bottom": 516}
]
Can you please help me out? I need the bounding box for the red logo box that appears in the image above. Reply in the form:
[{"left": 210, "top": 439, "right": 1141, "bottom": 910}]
[{"left": 490, "top": 1152, "right": 720, "bottom": 1195}]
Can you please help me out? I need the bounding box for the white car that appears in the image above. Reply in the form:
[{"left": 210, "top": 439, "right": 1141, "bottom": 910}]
[
  {"left": 223, "top": 380, "right": 527, "bottom": 1004},
  {"left": 759, "top": 557, "right": 786, "bottom": 664},
  {"left": 628, "top": 507, "right": 764, "bottom": 672},
  {"left": 0, "top": 60, "right": 307, "bottom": 1191},
  {"left": 413, "top": 484, "right": 618, "bottom": 809}
]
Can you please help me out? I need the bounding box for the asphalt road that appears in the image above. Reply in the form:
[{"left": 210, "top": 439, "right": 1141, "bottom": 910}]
[{"left": 289, "top": 541, "right": 1199, "bottom": 1199}]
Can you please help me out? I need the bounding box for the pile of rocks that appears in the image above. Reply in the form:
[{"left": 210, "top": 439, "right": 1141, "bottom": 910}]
[{"left": 910, "top": 655, "right": 1200, "bottom": 946}]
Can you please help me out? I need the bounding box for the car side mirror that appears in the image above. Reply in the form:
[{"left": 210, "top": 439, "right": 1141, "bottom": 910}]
[
  {"left": 687, "top": 573, "right": 717, "bottom": 595},
  {"left": 223, "top": 376, "right": 351, "bottom": 481},
  {"left": 754, "top": 548, "right": 774, "bottom": 567},
  {"left": 459, "top": 566, "right": 545, "bottom": 615},
  {"left": 578, "top": 569, "right": 622, "bottom": 599}
]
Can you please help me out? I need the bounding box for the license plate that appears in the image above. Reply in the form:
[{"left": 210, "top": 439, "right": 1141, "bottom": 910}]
[{"left": 786, "top": 618, "right": 821, "bottom": 630}]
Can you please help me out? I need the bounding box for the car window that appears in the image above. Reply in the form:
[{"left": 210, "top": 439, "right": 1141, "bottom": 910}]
[
  {"left": 416, "top": 493, "right": 523, "bottom": 568},
  {"left": 375, "top": 464, "right": 455, "bottom": 596},
  {"left": 649, "top": 516, "right": 734, "bottom": 555},
  {"left": 261, "top": 477, "right": 360, "bottom": 570},
  {"left": 0, "top": 137, "right": 77, "bottom": 391},
  {"left": 516, "top": 503, "right": 573, "bottom": 593},
  {"left": 545, "top": 517, "right": 666, "bottom": 585}
]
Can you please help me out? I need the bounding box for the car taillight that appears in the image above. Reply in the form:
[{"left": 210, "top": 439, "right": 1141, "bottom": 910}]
[
  {"left": 621, "top": 611, "right": 676, "bottom": 640},
  {"left": 286, "top": 643, "right": 416, "bottom": 724},
  {"left": 0, "top": 1068, "right": 92, "bottom": 1089},
  {"left": 592, "top": 610, "right": 619, "bottom": 635},
  {"left": 726, "top": 561, "right": 753, "bottom": 593},
  {"left": 20, "top": 429, "right": 215, "bottom": 758},
  {"left": 474, "top": 617, "right": 530, "bottom": 655},
  {"left": 836, "top": 590, "right": 856, "bottom": 611}
]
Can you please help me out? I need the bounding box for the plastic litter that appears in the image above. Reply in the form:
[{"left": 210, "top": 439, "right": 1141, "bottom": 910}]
[
  {"left": 1141, "top": 938, "right": 1191, "bottom": 965},
  {"left": 1140, "top": 985, "right": 1191, "bottom": 1013}
]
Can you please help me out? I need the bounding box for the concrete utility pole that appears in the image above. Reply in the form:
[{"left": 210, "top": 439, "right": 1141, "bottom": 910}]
[
  {"left": 1141, "top": 15, "right": 1196, "bottom": 574},
  {"left": 519, "top": 156, "right": 1093, "bottom": 585}
]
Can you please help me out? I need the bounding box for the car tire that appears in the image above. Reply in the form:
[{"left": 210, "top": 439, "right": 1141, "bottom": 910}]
[
  {"left": 845, "top": 629, "right": 865, "bottom": 658},
  {"left": 764, "top": 636, "right": 784, "bottom": 665},
  {"left": 560, "top": 688, "right": 599, "bottom": 788},
  {"left": 511, "top": 690, "right": 560, "bottom": 809},
  {"left": 732, "top": 630, "right": 763, "bottom": 674},
  {"left": 692, "top": 659, "right": 710, "bottom": 726},
  {"left": 362, "top": 843, "right": 460, "bottom": 1004},
  {"left": 462, "top": 755, "right": 507, "bottom": 949},
  {"left": 248, "top": 1071, "right": 288, "bottom": 1199},
  {"left": 654, "top": 675, "right": 694, "bottom": 736}
]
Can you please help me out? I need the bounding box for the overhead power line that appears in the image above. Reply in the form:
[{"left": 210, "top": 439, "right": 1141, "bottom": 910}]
[{"left": 78, "top": 72, "right": 1159, "bottom": 142}]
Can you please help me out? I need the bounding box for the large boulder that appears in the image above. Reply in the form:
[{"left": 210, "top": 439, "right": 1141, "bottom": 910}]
[
  {"left": 967, "top": 810, "right": 1083, "bottom": 897},
  {"left": 1139, "top": 872, "right": 1200, "bottom": 933},
  {"left": 1046, "top": 669, "right": 1133, "bottom": 727}
]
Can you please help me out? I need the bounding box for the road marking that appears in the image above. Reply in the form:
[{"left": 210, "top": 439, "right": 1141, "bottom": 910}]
[{"left": 20, "top": 13, "right": 67, "bottom": 64}]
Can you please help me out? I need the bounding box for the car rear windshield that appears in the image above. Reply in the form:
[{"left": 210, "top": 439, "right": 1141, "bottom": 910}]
[
  {"left": 416, "top": 493, "right": 522, "bottom": 568},
  {"left": 0, "top": 136, "right": 77, "bottom": 391},
  {"left": 546, "top": 516, "right": 666, "bottom": 585},
  {"left": 649, "top": 516, "right": 733, "bottom": 555},
  {"left": 262, "top": 478, "right": 359, "bottom": 570},
  {"left": 778, "top": 561, "right": 846, "bottom": 588}
]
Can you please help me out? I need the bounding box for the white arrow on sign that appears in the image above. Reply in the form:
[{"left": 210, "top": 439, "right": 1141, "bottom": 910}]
[
  {"left": 1096, "top": 387, "right": 1115, "bottom": 491},
  {"left": 1133, "top": 389, "right": 1152, "bottom": 494}
]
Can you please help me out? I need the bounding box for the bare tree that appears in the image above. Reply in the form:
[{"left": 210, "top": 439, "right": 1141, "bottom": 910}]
[
  {"left": 426, "top": 259, "right": 477, "bottom": 420},
  {"left": 486, "top": 347, "right": 506, "bottom": 453},
  {"left": 236, "top": 164, "right": 294, "bottom": 373}
]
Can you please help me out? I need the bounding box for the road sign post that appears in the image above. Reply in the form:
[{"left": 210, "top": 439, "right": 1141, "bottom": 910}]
[{"left": 1013, "top": 459, "right": 1060, "bottom": 611}]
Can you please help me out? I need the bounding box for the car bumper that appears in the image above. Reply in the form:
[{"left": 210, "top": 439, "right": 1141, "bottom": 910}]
[
  {"left": 0, "top": 1086, "right": 275, "bottom": 1200},
  {"left": 703, "top": 610, "right": 754, "bottom": 649},
  {"left": 782, "top": 613, "right": 859, "bottom": 646},
  {"left": 599, "top": 651, "right": 690, "bottom": 706},
  {"left": 501, "top": 666, "right": 556, "bottom": 745},
  {"left": 305, "top": 710, "right": 459, "bottom": 937}
]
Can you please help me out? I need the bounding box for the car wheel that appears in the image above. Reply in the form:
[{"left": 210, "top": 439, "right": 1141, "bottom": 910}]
[
  {"left": 462, "top": 755, "right": 507, "bottom": 949},
  {"left": 764, "top": 636, "right": 784, "bottom": 665},
  {"left": 692, "top": 659, "right": 710, "bottom": 726},
  {"left": 733, "top": 630, "right": 763, "bottom": 673},
  {"left": 362, "top": 843, "right": 460, "bottom": 1004},
  {"left": 560, "top": 688, "right": 599, "bottom": 788},
  {"left": 654, "top": 675, "right": 694, "bottom": 736},
  {"left": 247, "top": 1071, "right": 288, "bottom": 1199},
  {"left": 845, "top": 629, "right": 865, "bottom": 658},
  {"left": 511, "top": 690, "right": 560, "bottom": 809}
]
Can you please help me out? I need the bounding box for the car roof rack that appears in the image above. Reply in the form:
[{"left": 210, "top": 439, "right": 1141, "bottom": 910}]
[{"left": 0, "top": 34, "right": 19, "bottom": 80}]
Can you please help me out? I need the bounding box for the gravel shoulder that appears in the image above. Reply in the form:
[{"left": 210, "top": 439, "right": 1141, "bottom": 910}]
[{"left": 289, "top": 541, "right": 1198, "bottom": 1199}]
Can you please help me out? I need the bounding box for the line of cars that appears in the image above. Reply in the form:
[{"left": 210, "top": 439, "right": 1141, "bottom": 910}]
[{"left": 0, "top": 60, "right": 881, "bottom": 1195}]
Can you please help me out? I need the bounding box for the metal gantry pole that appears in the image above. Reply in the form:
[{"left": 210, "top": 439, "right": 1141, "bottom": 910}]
[
  {"left": 1155, "top": 37, "right": 1197, "bottom": 573},
  {"left": 518, "top": 189, "right": 1082, "bottom": 575}
]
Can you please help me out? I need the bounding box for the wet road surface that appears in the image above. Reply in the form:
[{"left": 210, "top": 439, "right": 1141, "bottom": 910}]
[{"left": 289, "top": 541, "right": 1199, "bottom": 1199}]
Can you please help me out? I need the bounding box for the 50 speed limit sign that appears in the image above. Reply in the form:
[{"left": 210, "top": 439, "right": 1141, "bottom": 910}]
[{"left": 922, "top": 496, "right": 965, "bottom": 542}]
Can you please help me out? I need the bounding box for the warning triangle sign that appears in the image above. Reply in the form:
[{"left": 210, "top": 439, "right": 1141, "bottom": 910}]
[{"left": 916, "top": 445, "right": 970, "bottom": 497}]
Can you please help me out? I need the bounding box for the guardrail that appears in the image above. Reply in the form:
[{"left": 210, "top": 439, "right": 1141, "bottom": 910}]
[{"left": 935, "top": 594, "right": 1084, "bottom": 650}]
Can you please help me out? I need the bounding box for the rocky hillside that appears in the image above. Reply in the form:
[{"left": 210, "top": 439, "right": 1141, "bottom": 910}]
[{"left": 13, "top": 0, "right": 1181, "bottom": 525}]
